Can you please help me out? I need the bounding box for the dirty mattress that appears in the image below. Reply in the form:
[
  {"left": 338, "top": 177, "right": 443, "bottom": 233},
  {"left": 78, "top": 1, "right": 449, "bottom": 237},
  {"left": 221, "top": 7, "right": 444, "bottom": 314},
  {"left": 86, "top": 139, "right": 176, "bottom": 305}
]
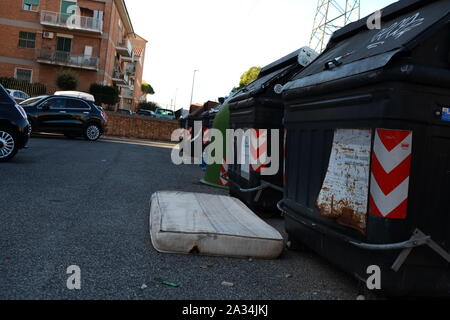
[{"left": 149, "top": 191, "right": 284, "bottom": 259}]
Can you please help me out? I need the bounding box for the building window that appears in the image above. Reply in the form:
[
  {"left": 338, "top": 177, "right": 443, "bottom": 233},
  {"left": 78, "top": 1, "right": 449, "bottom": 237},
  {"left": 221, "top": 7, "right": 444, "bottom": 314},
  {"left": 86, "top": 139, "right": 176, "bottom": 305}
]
[
  {"left": 18, "top": 31, "right": 36, "bottom": 48},
  {"left": 15, "top": 68, "right": 33, "bottom": 83},
  {"left": 23, "top": 0, "right": 40, "bottom": 11},
  {"left": 56, "top": 37, "right": 72, "bottom": 52}
]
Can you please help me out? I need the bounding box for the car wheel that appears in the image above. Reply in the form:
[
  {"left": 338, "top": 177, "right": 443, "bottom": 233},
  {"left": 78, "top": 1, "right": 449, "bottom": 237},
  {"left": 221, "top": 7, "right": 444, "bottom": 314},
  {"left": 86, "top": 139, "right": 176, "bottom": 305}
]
[
  {"left": 27, "top": 120, "right": 34, "bottom": 135},
  {"left": 0, "top": 129, "right": 19, "bottom": 162},
  {"left": 84, "top": 124, "right": 101, "bottom": 141}
]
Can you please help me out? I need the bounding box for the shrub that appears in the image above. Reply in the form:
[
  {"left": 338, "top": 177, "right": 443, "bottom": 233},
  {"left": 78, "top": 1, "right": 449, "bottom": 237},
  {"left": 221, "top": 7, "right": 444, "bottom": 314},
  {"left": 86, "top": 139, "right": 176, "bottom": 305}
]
[
  {"left": 89, "top": 83, "right": 119, "bottom": 106},
  {"left": 56, "top": 70, "right": 78, "bottom": 90},
  {"left": 141, "top": 82, "right": 155, "bottom": 95}
]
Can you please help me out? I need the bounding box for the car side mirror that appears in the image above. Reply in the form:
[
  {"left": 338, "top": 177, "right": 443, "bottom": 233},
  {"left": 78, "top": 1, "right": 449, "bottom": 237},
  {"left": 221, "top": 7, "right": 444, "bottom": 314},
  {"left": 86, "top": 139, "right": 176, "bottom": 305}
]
[{"left": 41, "top": 103, "right": 50, "bottom": 111}]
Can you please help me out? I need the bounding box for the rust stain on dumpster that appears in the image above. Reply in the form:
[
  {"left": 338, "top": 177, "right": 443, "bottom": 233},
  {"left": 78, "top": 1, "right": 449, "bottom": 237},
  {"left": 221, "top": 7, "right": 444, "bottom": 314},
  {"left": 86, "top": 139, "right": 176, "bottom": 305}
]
[{"left": 316, "top": 129, "right": 372, "bottom": 233}]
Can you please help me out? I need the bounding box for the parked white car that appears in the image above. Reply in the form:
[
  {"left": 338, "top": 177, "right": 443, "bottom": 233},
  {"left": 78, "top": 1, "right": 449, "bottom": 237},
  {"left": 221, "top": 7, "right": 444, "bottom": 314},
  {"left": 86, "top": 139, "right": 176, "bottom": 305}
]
[{"left": 6, "top": 89, "right": 29, "bottom": 103}]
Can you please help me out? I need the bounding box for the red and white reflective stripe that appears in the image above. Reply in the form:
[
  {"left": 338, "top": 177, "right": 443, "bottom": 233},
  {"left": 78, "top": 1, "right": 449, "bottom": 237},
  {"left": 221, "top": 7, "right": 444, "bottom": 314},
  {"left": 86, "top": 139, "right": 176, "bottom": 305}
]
[
  {"left": 203, "top": 128, "right": 211, "bottom": 145},
  {"left": 370, "top": 129, "right": 413, "bottom": 219},
  {"left": 181, "top": 127, "right": 192, "bottom": 142},
  {"left": 251, "top": 129, "right": 268, "bottom": 172},
  {"left": 219, "top": 159, "right": 230, "bottom": 187}
]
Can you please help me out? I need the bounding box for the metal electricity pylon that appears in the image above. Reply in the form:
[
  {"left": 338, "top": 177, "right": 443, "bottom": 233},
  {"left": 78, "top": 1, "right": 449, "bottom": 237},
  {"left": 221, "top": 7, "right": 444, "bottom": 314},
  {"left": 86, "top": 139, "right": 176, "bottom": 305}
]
[{"left": 309, "top": 0, "right": 361, "bottom": 53}]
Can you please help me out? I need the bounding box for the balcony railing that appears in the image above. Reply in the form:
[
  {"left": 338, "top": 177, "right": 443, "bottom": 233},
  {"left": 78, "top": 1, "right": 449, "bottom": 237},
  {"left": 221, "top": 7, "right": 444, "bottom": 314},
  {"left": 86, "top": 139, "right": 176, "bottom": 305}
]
[
  {"left": 37, "top": 49, "right": 99, "bottom": 71},
  {"left": 116, "top": 39, "right": 133, "bottom": 57},
  {"left": 120, "top": 87, "right": 134, "bottom": 99},
  {"left": 112, "top": 70, "right": 129, "bottom": 85},
  {"left": 40, "top": 10, "right": 103, "bottom": 34},
  {"left": 120, "top": 102, "right": 133, "bottom": 111},
  {"left": 127, "top": 65, "right": 136, "bottom": 77}
]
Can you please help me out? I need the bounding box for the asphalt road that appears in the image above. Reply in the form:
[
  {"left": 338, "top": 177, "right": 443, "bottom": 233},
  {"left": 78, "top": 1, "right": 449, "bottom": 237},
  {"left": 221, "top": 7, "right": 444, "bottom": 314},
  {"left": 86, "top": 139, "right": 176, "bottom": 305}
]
[{"left": 0, "top": 135, "right": 359, "bottom": 300}]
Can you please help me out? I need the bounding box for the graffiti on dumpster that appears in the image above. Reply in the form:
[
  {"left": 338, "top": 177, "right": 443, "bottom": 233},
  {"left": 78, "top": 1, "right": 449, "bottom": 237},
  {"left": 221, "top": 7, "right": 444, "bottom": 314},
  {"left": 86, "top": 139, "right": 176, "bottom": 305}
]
[
  {"left": 316, "top": 129, "right": 372, "bottom": 233},
  {"left": 367, "top": 12, "right": 425, "bottom": 49}
]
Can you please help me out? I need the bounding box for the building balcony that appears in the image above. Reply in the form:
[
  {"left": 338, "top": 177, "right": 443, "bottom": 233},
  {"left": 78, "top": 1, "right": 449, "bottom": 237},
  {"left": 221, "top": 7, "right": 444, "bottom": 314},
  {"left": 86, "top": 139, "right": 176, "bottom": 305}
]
[
  {"left": 112, "top": 70, "right": 129, "bottom": 86},
  {"left": 119, "top": 87, "right": 134, "bottom": 99},
  {"left": 37, "top": 49, "right": 99, "bottom": 71},
  {"left": 40, "top": 10, "right": 103, "bottom": 34},
  {"left": 120, "top": 101, "right": 133, "bottom": 111},
  {"left": 119, "top": 53, "right": 135, "bottom": 62},
  {"left": 127, "top": 66, "right": 136, "bottom": 78},
  {"left": 116, "top": 39, "right": 132, "bottom": 57}
]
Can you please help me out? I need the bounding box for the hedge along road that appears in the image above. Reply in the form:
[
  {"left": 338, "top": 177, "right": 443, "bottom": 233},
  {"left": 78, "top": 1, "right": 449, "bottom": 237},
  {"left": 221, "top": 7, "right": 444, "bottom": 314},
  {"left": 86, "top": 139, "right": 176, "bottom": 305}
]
[{"left": 0, "top": 135, "right": 358, "bottom": 300}]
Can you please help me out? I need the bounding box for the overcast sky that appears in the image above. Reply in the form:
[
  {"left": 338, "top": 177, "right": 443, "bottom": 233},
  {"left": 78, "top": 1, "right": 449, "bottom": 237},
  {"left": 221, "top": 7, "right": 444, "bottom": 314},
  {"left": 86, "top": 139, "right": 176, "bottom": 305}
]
[{"left": 126, "top": 0, "right": 397, "bottom": 110}]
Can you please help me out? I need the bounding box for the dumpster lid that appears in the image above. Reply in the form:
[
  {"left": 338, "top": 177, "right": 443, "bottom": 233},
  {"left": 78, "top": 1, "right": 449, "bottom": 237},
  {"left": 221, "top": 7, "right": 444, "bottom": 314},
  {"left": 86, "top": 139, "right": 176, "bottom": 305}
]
[
  {"left": 258, "top": 49, "right": 302, "bottom": 78},
  {"left": 243, "top": 65, "right": 292, "bottom": 94},
  {"left": 329, "top": 0, "right": 441, "bottom": 45},
  {"left": 230, "top": 65, "right": 294, "bottom": 103},
  {"left": 284, "top": 0, "right": 450, "bottom": 91},
  {"left": 231, "top": 47, "right": 318, "bottom": 103},
  {"left": 259, "top": 47, "right": 318, "bottom": 77}
]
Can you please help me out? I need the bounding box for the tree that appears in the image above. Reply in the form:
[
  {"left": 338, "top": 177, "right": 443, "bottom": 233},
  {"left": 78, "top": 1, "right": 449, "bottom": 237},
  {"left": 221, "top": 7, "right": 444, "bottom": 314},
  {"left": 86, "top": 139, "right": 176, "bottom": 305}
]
[
  {"left": 239, "top": 66, "right": 261, "bottom": 87},
  {"left": 56, "top": 70, "right": 78, "bottom": 91},
  {"left": 141, "top": 81, "right": 155, "bottom": 95},
  {"left": 231, "top": 66, "right": 261, "bottom": 93},
  {"left": 89, "top": 83, "right": 119, "bottom": 107}
]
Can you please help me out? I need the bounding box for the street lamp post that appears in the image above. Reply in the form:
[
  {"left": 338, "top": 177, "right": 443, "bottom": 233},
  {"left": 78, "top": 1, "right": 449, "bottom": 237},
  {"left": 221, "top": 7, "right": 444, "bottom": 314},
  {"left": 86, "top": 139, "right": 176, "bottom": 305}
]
[
  {"left": 190, "top": 70, "right": 199, "bottom": 107},
  {"left": 174, "top": 88, "right": 178, "bottom": 111}
]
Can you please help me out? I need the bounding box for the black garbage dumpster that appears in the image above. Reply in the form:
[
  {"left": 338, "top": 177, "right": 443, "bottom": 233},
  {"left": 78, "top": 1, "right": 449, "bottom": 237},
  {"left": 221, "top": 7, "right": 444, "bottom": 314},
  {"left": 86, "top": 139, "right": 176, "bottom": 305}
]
[
  {"left": 280, "top": 0, "right": 450, "bottom": 297},
  {"left": 181, "top": 112, "right": 202, "bottom": 163},
  {"left": 182, "top": 105, "right": 221, "bottom": 162},
  {"left": 201, "top": 108, "right": 218, "bottom": 147},
  {"left": 228, "top": 47, "right": 317, "bottom": 213},
  {"left": 179, "top": 117, "right": 186, "bottom": 130}
]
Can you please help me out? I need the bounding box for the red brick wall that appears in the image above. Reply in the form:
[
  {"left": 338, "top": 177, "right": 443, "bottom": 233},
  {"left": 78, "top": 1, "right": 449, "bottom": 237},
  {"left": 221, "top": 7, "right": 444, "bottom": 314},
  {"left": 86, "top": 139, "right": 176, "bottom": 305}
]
[
  {"left": 106, "top": 112, "right": 180, "bottom": 142},
  {"left": 0, "top": 0, "right": 41, "bottom": 23},
  {"left": 0, "top": 62, "right": 40, "bottom": 84}
]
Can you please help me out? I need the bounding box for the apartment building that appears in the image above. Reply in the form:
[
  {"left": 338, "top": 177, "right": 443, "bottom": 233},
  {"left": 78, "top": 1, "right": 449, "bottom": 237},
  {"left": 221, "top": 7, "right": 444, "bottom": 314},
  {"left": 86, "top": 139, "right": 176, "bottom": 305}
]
[
  {"left": 0, "top": 0, "right": 147, "bottom": 112},
  {"left": 117, "top": 33, "right": 147, "bottom": 111}
]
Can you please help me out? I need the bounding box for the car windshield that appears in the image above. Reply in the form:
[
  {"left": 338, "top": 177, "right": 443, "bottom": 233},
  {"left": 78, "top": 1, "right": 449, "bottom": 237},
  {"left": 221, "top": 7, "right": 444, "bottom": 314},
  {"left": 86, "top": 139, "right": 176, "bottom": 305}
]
[{"left": 20, "top": 96, "right": 48, "bottom": 106}]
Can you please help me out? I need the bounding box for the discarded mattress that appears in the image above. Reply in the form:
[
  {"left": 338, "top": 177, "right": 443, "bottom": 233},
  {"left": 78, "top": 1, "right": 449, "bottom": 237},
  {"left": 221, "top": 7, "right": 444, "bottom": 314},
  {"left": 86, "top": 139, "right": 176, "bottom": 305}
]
[{"left": 149, "top": 191, "right": 284, "bottom": 259}]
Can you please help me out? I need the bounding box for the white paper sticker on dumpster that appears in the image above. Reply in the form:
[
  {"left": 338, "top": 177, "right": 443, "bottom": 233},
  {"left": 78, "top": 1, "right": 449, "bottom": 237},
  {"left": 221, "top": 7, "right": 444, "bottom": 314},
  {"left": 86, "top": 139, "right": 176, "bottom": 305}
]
[
  {"left": 316, "top": 129, "right": 372, "bottom": 233},
  {"left": 241, "top": 135, "right": 250, "bottom": 180}
]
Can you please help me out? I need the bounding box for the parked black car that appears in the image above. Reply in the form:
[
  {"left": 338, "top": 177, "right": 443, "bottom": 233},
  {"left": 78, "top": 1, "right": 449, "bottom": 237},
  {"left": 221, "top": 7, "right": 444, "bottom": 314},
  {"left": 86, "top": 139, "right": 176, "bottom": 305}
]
[
  {"left": 21, "top": 95, "right": 108, "bottom": 141},
  {"left": 0, "top": 84, "right": 30, "bottom": 162}
]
